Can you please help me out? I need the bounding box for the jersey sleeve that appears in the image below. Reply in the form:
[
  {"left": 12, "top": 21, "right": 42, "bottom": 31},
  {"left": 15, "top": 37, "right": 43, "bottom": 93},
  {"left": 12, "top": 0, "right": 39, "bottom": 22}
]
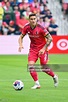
[
  {"left": 21, "top": 26, "right": 28, "bottom": 35},
  {"left": 41, "top": 28, "right": 49, "bottom": 36}
]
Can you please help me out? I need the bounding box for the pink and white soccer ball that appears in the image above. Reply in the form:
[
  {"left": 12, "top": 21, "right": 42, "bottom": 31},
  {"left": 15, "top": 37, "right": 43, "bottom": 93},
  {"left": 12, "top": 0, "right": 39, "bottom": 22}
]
[{"left": 13, "top": 80, "right": 24, "bottom": 90}]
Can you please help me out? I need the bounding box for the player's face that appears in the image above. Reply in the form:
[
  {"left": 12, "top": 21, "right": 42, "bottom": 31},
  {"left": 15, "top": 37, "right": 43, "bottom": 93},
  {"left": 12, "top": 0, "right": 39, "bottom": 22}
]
[{"left": 29, "top": 16, "right": 37, "bottom": 27}]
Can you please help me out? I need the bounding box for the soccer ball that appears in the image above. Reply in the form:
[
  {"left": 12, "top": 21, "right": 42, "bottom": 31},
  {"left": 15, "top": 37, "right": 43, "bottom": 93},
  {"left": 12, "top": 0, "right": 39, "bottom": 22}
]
[{"left": 13, "top": 80, "right": 24, "bottom": 90}]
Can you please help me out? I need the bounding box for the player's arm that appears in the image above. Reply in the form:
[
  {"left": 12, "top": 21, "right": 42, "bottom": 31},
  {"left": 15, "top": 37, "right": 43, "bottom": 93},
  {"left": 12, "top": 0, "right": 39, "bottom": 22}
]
[
  {"left": 18, "top": 34, "right": 25, "bottom": 52},
  {"left": 39, "top": 33, "right": 52, "bottom": 55},
  {"left": 44, "top": 33, "right": 52, "bottom": 50}
]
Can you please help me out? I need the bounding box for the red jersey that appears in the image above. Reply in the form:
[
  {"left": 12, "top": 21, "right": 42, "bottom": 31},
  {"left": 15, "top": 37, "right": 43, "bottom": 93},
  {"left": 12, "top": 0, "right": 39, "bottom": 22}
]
[{"left": 22, "top": 23, "right": 49, "bottom": 51}]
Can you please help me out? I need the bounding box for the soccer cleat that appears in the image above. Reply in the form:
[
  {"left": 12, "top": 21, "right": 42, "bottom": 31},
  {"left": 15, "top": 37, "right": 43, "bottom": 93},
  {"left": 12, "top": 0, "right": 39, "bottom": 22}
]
[
  {"left": 53, "top": 75, "right": 58, "bottom": 87},
  {"left": 31, "top": 84, "right": 41, "bottom": 89}
]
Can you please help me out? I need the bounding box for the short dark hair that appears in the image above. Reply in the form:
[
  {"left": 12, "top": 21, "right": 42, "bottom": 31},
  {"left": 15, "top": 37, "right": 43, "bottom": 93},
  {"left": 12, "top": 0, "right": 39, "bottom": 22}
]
[{"left": 29, "top": 13, "right": 36, "bottom": 19}]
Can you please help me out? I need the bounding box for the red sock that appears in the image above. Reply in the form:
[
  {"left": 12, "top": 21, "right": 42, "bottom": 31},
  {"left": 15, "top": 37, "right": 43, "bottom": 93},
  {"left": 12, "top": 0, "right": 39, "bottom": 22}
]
[
  {"left": 45, "top": 69, "right": 54, "bottom": 77},
  {"left": 42, "top": 67, "right": 54, "bottom": 77},
  {"left": 30, "top": 68, "right": 38, "bottom": 81}
]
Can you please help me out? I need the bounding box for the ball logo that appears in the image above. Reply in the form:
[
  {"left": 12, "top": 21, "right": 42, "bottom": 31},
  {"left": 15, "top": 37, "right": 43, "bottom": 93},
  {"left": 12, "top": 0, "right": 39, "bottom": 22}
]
[{"left": 57, "top": 39, "right": 68, "bottom": 50}]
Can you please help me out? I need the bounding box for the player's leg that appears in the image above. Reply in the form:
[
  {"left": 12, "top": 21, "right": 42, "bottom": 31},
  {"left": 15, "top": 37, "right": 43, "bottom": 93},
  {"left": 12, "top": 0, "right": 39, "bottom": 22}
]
[
  {"left": 28, "top": 49, "right": 40, "bottom": 89},
  {"left": 39, "top": 51, "right": 58, "bottom": 87},
  {"left": 39, "top": 51, "right": 54, "bottom": 77}
]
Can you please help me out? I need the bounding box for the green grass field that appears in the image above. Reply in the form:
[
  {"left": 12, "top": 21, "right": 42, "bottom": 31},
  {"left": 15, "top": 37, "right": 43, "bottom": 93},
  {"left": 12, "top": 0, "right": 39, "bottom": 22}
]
[{"left": 0, "top": 54, "right": 68, "bottom": 102}]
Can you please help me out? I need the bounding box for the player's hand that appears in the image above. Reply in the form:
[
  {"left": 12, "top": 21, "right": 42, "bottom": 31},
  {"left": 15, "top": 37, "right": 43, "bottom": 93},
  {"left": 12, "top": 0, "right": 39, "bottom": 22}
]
[
  {"left": 18, "top": 46, "right": 24, "bottom": 52},
  {"left": 39, "top": 47, "right": 45, "bottom": 55}
]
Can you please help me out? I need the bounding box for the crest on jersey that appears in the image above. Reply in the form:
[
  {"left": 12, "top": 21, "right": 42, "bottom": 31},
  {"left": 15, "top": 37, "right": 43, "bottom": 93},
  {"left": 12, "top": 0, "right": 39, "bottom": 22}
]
[{"left": 36, "top": 31, "right": 38, "bottom": 34}]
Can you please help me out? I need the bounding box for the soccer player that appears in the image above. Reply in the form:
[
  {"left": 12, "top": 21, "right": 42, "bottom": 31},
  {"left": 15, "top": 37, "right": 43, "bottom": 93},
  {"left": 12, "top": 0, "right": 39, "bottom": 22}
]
[{"left": 18, "top": 13, "right": 58, "bottom": 89}]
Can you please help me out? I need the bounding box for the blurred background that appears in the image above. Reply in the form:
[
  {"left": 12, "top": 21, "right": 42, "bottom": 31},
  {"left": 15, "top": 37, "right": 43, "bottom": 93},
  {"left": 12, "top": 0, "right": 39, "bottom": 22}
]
[{"left": 0, "top": 0, "right": 68, "bottom": 36}]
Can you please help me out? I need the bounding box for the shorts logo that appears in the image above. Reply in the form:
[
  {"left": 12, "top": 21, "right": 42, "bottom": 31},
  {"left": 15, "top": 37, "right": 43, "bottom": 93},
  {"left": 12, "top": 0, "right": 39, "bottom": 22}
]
[{"left": 44, "top": 54, "right": 47, "bottom": 61}]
